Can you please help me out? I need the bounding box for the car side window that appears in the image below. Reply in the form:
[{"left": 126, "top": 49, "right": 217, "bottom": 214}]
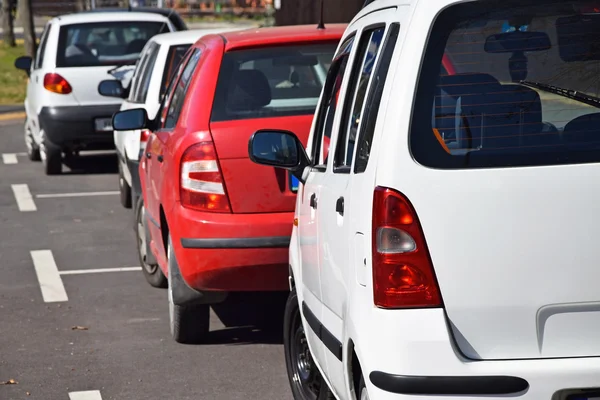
[
  {"left": 333, "top": 26, "right": 386, "bottom": 172},
  {"left": 163, "top": 48, "right": 202, "bottom": 130},
  {"left": 354, "top": 23, "right": 400, "bottom": 174},
  {"left": 310, "top": 36, "right": 355, "bottom": 171},
  {"left": 34, "top": 23, "right": 51, "bottom": 70},
  {"left": 135, "top": 43, "right": 160, "bottom": 104},
  {"left": 128, "top": 46, "right": 152, "bottom": 103}
]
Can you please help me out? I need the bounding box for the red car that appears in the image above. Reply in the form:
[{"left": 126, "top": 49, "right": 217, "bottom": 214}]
[{"left": 112, "top": 24, "right": 345, "bottom": 343}]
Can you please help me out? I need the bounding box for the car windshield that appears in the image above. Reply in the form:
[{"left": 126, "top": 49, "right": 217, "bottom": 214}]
[
  {"left": 411, "top": 0, "right": 600, "bottom": 169},
  {"left": 56, "top": 21, "right": 170, "bottom": 68},
  {"left": 210, "top": 42, "right": 337, "bottom": 122}
]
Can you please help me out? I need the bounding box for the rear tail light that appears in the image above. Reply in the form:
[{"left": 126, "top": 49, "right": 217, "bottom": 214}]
[
  {"left": 43, "top": 73, "right": 72, "bottom": 94},
  {"left": 180, "top": 142, "right": 231, "bottom": 213},
  {"left": 139, "top": 129, "right": 151, "bottom": 151},
  {"left": 372, "top": 186, "right": 442, "bottom": 309}
]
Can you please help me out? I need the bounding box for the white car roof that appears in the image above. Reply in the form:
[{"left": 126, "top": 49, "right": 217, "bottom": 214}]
[
  {"left": 51, "top": 11, "right": 170, "bottom": 26},
  {"left": 148, "top": 27, "right": 248, "bottom": 46}
]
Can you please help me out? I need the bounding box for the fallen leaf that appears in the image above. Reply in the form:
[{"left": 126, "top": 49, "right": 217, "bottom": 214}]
[
  {"left": 0, "top": 379, "right": 17, "bottom": 385},
  {"left": 71, "top": 326, "right": 89, "bottom": 331}
]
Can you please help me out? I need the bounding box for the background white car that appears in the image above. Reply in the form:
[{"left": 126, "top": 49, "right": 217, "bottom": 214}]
[
  {"left": 14, "top": 11, "right": 176, "bottom": 175},
  {"left": 98, "top": 29, "right": 235, "bottom": 210}
]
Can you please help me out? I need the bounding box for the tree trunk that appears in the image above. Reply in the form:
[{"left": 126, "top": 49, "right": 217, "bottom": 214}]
[
  {"left": 1, "top": 0, "right": 16, "bottom": 47},
  {"left": 75, "top": 0, "right": 86, "bottom": 11},
  {"left": 18, "top": 0, "right": 36, "bottom": 57}
]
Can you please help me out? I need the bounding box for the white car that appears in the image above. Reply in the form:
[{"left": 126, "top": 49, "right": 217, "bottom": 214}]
[
  {"left": 249, "top": 0, "right": 600, "bottom": 399},
  {"left": 14, "top": 11, "right": 176, "bottom": 175},
  {"left": 98, "top": 28, "right": 239, "bottom": 210}
]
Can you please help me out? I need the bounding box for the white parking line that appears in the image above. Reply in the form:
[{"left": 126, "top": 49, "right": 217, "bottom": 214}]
[
  {"left": 60, "top": 267, "right": 142, "bottom": 275},
  {"left": 30, "top": 250, "right": 68, "bottom": 303},
  {"left": 36, "top": 191, "right": 119, "bottom": 199},
  {"left": 2, "top": 153, "right": 18, "bottom": 164},
  {"left": 11, "top": 184, "right": 37, "bottom": 212},
  {"left": 69, "top": 390, "right": 103, "bottom": 400}
]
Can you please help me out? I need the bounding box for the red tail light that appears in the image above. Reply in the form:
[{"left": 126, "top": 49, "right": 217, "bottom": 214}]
[
  {"left": 43, "top": 73, "right": 72, "bottom": 94},
  {"left": 180, "top": 142, "right": 231, "bottom": 213},
  {"left": 139, "top": 129, "right": 151, "bottom": 150},
  {"left": 372, "top": 186, "right": 442, "bottom": 309}
]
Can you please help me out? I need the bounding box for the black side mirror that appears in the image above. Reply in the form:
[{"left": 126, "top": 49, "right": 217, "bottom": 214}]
[
  {"left": 112, "top": 108, "right": 148, "bottom": 131},
  {"left": 248, "top": 129, "right": 309, "bottom": 184},
  {"left": 98, "top": 80, "right": 125, "bottom": 98},
  {"left": 14, "top": 56, "right": 32, "bottom": 76}
]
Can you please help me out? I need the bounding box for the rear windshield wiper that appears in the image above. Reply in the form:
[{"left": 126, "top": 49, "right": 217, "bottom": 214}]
[{"left": 521, "top": 80, "right": 600, "bottom": 108}]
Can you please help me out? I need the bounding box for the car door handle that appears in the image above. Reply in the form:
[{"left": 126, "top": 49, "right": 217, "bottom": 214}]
[
  {"left": 157, "top": 155, "right": 164, "bottom": 163},
  {"left": 336, "top": 196, "right": 344, "bottom": 216},
  {"left": 310, "top": 193, "right": 318, "bottom": 209}
]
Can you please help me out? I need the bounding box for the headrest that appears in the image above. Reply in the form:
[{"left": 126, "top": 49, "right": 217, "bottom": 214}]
[
  {"left": 438, "top": 73, "right": 500, "bottom": 98},
  {"left": 563, "top": 112, "right": 600, "bottom": 143},
  {"left": 227, "top": 70, "right": 272, "bottom": 112}
]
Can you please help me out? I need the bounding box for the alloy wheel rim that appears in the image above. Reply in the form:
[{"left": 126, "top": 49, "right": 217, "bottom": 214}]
[{"left": 137, "top": 206, "right": 157, "bottom": 274}]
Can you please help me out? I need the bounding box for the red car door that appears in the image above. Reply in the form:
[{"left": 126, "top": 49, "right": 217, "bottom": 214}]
[{"left": 146, "top": 48, "right": 204, "bottom": 265}]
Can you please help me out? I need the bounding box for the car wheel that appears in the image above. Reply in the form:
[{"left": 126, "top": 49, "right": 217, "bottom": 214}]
[
  {"left": 358, "top": 375, "right": 369, "bottom": 400},
  {"left": 167, "top": 234, "right": 210, "bottom": 344},
  {"left": 25, "top": 122, "right": 40, "bottom": 162},
  {"left": 40, "top": 138, "right": 62, "bottom": 175},
  {"left": 136, "top": 196, "right": 167, "bottom": 288},
  {"left": 119, "top": 162, "right": 132, "bottom": 209},
  {"left": 284, "top": 289, "right": 334, "bottom": 400}
]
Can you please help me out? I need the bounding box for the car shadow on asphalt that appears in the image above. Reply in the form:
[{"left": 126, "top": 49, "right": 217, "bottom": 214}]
[
  {"left": 205, "top": 291, "right": 289, "bottom": 346},
  {"left": 62, "top": 152, "right": 119, "bottom": 175}
]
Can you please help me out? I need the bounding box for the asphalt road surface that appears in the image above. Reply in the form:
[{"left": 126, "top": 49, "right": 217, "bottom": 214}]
[{"left": 0, "top": 118, "right": 293, "bottom": 400}]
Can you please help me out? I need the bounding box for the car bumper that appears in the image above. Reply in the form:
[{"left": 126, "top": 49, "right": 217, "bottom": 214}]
[
  {"left": 38, "top": 104, "right": 121, "bottom": 149},
  {"left": 353, "top": 306, "right": 600, "bottom": 399},
  {"left": 169, "top": 204, "right": 293, "bottom": 292},
  {"left": 126, "top": 151, "right": 142, "bottom": 202}
]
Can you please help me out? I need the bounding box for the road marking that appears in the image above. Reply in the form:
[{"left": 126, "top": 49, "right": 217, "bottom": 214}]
[
  {"left": 11, "top": 184, "right": 37, "bottom": 212},
  {"left": 69, "top": 391, "right": 103, "bottom": 400},
  {"left": 36, "top": 191, "right": 119, "bottom": 199},
  {"left": 2, "top": 153, "right": 18, "bottom": 164},
  {"left": 60, "top": 267, "right": 142, "bottom": 275},
  {"left": 0, "top": 112, "right": 26, "bottom": 122},
  {"left": 30, "top": 250, "right": 68, "bottom": 303}
]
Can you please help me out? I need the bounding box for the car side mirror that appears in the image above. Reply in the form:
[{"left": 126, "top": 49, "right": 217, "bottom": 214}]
[
  {"left": 98, "top": 80, "right": 125, "bottom": 98},
  {"left": 248, "top": 129, "right": 309, "bottom": 184},
  {"left": 112, "top": 108, "right": 148, "bottom": 131},
  {"left": 14, "top": 56, "right": 32, "bottom": 77}
]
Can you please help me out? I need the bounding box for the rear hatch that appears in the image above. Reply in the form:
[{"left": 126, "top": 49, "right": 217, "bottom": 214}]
[
  {"left": 54, "top": 19, "right": 170, "bottom": 106},
  {"left": 406, "top": 0, "right": 600, "bottom": 360},
  {"left": 210, "top": 116, "right": 314, "bottom": 213},
  {"left": 209, "top": 40, "right": 338, "bottom": 214}
]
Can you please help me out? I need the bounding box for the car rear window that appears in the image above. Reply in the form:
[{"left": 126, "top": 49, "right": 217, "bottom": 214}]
[
  {"left": 210, "top": 42, "right": 338, "bottom": 122},
  {"left": 56, "top": 21, "right": 170, "bottom": 68},
  {"left": 160, "top": 44, "right": 192, "bottom": 99},
  {"left": 411, "top": 0, "right": 600, "bottom": 169}
]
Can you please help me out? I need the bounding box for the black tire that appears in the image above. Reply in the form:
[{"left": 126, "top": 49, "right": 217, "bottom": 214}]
[
  {"left": 25, "top": 123, "right": 40, "bottom": 162},
  {"left": 284, "top": 289, "right": 334, "bottom": 400},
  {"left": 41, "top": 139, "right": 62, "bottom": 175},
  {"left": 136, "top": 196, "right": 167, "bottom": 288},
  {"left": 119, "top": 162, "right": 132, "bottom": 209},
  {"left": 358, "top": 375, "right": 369, "bottom": 400},
  {"left": 167, "top": 234, "right": 210, "bottom": 344}
]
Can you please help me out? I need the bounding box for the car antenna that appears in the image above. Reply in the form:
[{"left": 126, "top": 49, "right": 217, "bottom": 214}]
[{"left": 317, "top": 0, "right": 325, "bottom": 29}]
